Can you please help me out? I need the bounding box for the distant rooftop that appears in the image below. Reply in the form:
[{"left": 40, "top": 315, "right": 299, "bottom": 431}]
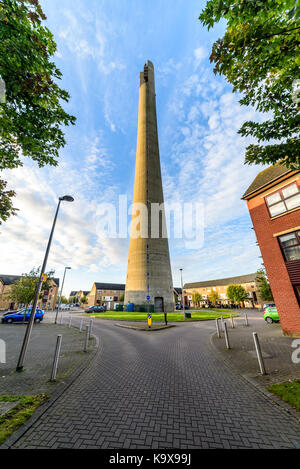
[
  {"left": 94, "top": 282, "right": 125, "bottom": 291},
  {"left": 0, "top": 274, "right": 59, "bottom": 287},
  {"left": 242, "top": 163, "right": 296, "bottom": 199},
  {"left": 184, "top": 273, "right": 258, "bottom": 289}
]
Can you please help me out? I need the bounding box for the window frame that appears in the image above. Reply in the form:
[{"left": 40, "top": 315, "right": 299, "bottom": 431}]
[
  {"left": 278, "top": 230, "right": 300, "bottom": 262},
  {"left": 265, "top": 181, "right": 300, "bottom": 218}
]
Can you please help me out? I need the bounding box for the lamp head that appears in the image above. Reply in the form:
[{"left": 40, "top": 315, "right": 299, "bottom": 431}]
[{"left": 60, "top": 195, "right": 74, "bottom": 202}]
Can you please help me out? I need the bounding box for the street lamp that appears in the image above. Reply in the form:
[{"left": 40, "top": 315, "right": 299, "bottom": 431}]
[
  {"left": 16, "top": 195, "right": 74, "bottom": 371},
  {"left": 180, "top": 268, "right": 185, "bottom": 320},
  {"left": 55, "top": 266, "right": 71, "bottom": 324}
]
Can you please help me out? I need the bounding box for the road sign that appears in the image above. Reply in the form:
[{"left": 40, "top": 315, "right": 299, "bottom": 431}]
[
  {"left": 147, "top": 314, "right": 152, "bottom": 328},
  {"left": 41, "top": 273, "right": 47, "bottom": 282},
  {"left": 147, "top": 295, "right": 150, "bottom": 301}
]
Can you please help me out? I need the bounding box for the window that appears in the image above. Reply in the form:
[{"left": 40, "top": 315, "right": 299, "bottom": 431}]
[
  {"left": 265, "top": 182, "right": 300, "bottom": 217},
  {"left": 278, "top": 231, "right": 300, "bottom": 261}
]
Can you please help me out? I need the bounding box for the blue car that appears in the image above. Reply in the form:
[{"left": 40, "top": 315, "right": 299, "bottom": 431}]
[{"left": 2, "top": 308, "right": 44, "bottom": 324}]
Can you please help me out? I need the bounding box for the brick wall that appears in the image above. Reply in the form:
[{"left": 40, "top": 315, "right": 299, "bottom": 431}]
[{"left": 247, "top": 180, "right": 300, "bottom": 337}]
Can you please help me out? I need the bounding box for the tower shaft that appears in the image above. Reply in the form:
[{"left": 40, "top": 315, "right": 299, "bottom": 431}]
[{"left": 124, "top": 61, "right": 174, "bottom": 312}]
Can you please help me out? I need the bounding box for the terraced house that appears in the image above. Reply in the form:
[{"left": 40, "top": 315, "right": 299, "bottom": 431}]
[
  {"left": 0, "top": 274, "right": 59, "bottom": 311},
  {"left": 243, "top": 163, "right": 300, "bottom": 337},
  {"left": 87, "top": 282, "right": 125, "bottom": 310},
  {"left": 183, "top": 273, "right": 263, "bottom": 309}
]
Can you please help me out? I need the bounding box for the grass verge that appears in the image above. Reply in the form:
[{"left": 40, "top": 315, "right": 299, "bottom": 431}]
[
  {"left": 0, "top": 394, "right": 48, "bottom": 444},
  {"left": 268, "top": 379, "right": 300, "bottom": 412},
  {"left": 84, "top": 311, "right": 238, "bottom": 321}
]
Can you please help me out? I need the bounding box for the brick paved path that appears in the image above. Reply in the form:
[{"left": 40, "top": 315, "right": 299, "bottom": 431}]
[{"left": 12, "top": 320, "right": 300, "bottom": 449}]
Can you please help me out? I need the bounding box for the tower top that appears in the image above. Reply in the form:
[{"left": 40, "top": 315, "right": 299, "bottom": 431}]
[{"left": 139, "top": 60, "right": 155, "bottom": 93}]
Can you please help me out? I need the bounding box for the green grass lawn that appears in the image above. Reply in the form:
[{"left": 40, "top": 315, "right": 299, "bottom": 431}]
[
  {"left": 268, "top": 379, "right": 300, "bottom": 412},
  {"left": 85, "top": 311, "right": 237, "bottom": 321},
  {"left": 0, "top": 395, "right": 48, "bottom": 444}
]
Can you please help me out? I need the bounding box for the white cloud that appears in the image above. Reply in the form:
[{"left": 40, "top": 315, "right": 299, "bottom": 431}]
[{"left": 194, "top": 47, "right": 208, "bottom": 68}]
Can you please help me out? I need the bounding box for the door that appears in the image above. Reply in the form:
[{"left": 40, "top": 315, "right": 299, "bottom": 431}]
[{"left": 154, "top": 297, "right": 164, "bottom": 312}]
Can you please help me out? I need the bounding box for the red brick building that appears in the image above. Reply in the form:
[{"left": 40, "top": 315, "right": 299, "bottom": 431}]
[{"left": 243, "top": 163, "right": 300, "bottom": 337}]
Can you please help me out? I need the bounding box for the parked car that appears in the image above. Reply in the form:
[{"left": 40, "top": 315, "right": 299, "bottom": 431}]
[
  {"left": 175, "top": 303, "right": 190, "bottom": 310},
  {"left": 58, "top": 304, "right": 71, "bottom": 310},
  {"left": 2, "top": 308, "right": 44, "bottom": 324},
  {"left": 263, "top": 303, "right": 275, "bottom": 310},
  {"left": 86, "top": 305, "right": 105, "bottom": 313},
  {"left": 264, "top": 306, "right": 280, "bottom": 324}
]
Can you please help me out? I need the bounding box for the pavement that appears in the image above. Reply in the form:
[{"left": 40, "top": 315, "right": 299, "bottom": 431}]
[
  {"left": 4, "top": 314, "right": 300, "bottom": 449},
  {"left": 212, "top": 310, "right": 300, "bottom": 389},
  {"left": 0, "top": 312, "right": 96, "bottom": 396}
]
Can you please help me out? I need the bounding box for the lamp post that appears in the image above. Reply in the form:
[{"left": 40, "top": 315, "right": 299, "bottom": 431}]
[
  {"left": 16, "top": 195, "right": 74, "bottom": 372},
  {"left": 55, "top": 266, "right": 71, "bottom": 324},
  {"left": 180, "top": 268, "right": 185, "bottom": 320}
]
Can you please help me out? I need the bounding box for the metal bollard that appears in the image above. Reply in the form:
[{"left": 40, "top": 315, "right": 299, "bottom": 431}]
[
  {"left": 89, "top": 319, "right": 93, "bottom": 335},
  {"left": 60, "top": 314, "right": 63, "bottom": 325},
  {"left": 216, "top": 318, "right": 221, "bottom": 338},
  {"left": 252, "top": 332, "right": 266, "bottom": 375},
  {"left": 221, "top": 316, "right": 225, "bottom": 331},
  {"left": 51, "top": 334, "right": 62, "bottom": 381},
  {"left": 79, "top": 318, "right": 83, "bottom": 332},
  {"left": 244, "top": 313, "right": 249, "bottom": 326},
  {"left": 224, "top": 322, "right": 230, "bottom": 349},
  {"left": 84, "top": 325, "right": 90, "bottom": 352},
  {"left": 68, "top": 316, "right": 72, "bottom": 328},
  {"left": 230, "top": 315, "right": 235, "bottom": 329}
]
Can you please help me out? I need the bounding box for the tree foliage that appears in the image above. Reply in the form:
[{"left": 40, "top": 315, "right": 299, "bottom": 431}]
[
  {"left": 0, "top": 178, "right": 17, "bottom": 223},
  {"left": 256, "top": 268, "right": 274, "bottom": 302},
  {"left": 199, "top": 0, "right": 300, "bottom": 169},
  {"left": 192, "top": 291, "right": 202, "bottom": 306},
  {"left": 226, "top": 284, "right": 248, "bottom": 304},
  {"left": 208, "top": 290, "right": 219, "bottom": 305},
  {"left": 0, "top": 0, "right": 76, "bottom": 223},
  {"left": 80, "top": 295, "right": 88, "bottom": 305},
  {"left": 7, "top": 267, "right": 55, "bottom": 318}
]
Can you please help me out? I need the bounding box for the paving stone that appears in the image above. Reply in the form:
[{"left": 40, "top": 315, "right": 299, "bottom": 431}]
[{"left": 10, "top": 319, "right": 300, "bottom": 449}]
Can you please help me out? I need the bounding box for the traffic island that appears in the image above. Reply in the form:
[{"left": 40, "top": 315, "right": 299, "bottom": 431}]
[{"left": 115, "top": 323, "right": 176, "bottom": 331}]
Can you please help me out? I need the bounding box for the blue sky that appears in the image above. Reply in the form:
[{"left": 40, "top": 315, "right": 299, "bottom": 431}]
[{"left": 0, "top": 0, "right": 265, "bottom": 297}]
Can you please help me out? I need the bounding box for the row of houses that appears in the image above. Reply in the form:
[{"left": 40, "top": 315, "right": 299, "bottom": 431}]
[
  {"left": 181, "top": 273, "right": 263, "bottom": 309},
  {"left": 0, "top": 275, "right": 59, "bottom": 311},
  {"left": 70, "top": 273, "right": 264, "bottom": 310}
]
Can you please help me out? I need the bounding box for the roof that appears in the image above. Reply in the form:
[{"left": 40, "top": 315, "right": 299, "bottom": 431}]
[
  {"left": 82, "top": 291, "right": 89, "bottom": 296},
  {"left": 94, "top": 282, "right": 125, "bottom": 291},
  {"left": 0, "top": 274, "right": 59, "bottom": 287},
  {"left": 173, "top": 287, "right": 182, "bottom": 294},
  {"left": 69, "top": 291, "right": 79, "bottom": 297},
  {"left": 242, "top": 163, "right": 294, "bottom": 199},
  {"left": 184, "top": 273, "right": 258, "bottom": 289}
]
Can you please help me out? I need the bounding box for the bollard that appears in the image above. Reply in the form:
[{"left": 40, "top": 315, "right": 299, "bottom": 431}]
[
  {"left": 221, "top": 316, "right": 225, "bottom": 331},
  {"left": 89, "top": 319, "right": 93, "bottom": 335},
  {"left": 51, "top": 334, "right": 62, "bottom": 381},
  {"left": 79, "top": 318, "right": 83, "bottom": 332},
  {"left": 224, "top": 322, "right": 230, "bottom": 349},
  {"left": 244, "top": 313, "right": 249, "bottom": 326},
  {"left": 230, "top": 315, "right": 235, "bottom": 329},
  {"left": 84, "top": 325, "right": 90, "bottom": 352},
  {"left": 68, "top": 316, "right": 72, "bottom": 328},
  {"left": 59, "top": 314, "right": 63, "bottom": 325},
  {"left": 216, "top": 318, "right": 221, "bottom": 338},
  {"left": 253, "top": 332, "right": 266, "bottom": 375},
  {"left": 164, "top": 312, "right": 168, "bottom": 326}
]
